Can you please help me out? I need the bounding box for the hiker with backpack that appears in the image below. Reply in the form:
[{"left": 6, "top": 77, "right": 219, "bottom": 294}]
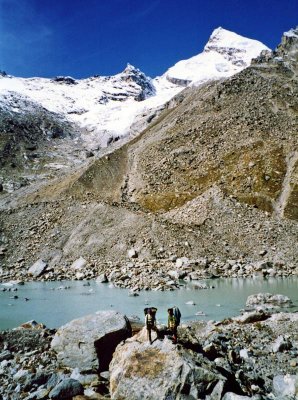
[
  {"left": 144, "top": 307, "right": 158, "bottom": 344},
  {"left": 167, "top": 306, "right": 181, "bottom": 344}
]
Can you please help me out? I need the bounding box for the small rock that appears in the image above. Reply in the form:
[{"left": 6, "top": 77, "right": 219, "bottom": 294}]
[
  {"left": 259, "top": 249, "right": 267, "bottom": 256},
  {"left": 20, "top": 320, "right": 45, "bottom": 329},
  {"left": 239, "top": 349, "right": 250, "bottom": 359},
  {"left": 85, "top": 150, "right": 94, "bottom": 158},
  {"left": 96, "top": 273, "right": 108, "bottom": 283},
  {"left": 127, "top": 248, "right": 138, "bottom": 259}
]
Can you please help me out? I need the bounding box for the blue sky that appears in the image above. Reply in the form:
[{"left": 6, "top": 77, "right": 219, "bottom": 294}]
[{"left": 0, "top": 0, "right": 297, "bottom": 78}]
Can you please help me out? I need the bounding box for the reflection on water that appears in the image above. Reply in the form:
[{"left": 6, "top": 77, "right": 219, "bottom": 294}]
[{"left": 0, "top": 276, "right": 297, "bottom": 330}]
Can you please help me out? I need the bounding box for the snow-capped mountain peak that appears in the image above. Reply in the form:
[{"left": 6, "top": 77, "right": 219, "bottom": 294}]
[
  {"left": 0, "top": 27, "right": 269, "bottom": 152},
  {"left": 165, "top": 27, "right": 270, "bottom": 86},
  {"left": 119, "top": 63, "right": 156, "bottom": 100},
  {"left": 204, "top": 27, "right": 270, "bottom": 65}
]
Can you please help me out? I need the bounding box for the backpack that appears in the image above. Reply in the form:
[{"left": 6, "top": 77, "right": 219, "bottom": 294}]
[
  {"left": 172, "top": 306, "right": 181, "bottom": 326},
  {"left": 144, "top": 307, "right": 157, "bottom": 326}
]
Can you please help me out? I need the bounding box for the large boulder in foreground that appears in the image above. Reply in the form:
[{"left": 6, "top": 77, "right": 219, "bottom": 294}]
[
  {"left": 109, "top": 327, "right": 225, "bottom": 400},
  {"left": 51, "top": 311, "right": 132, "bottom": 372}
]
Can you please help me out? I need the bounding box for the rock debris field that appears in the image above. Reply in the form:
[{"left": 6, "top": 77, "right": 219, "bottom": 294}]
[{"left": 0, "top": 294, "right": 297, "bottom": 399}]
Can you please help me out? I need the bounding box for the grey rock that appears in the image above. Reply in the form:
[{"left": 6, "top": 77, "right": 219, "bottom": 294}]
[
  {"left": 272, "top": 335, "right": 292, "bottom": 353},
  {"left": 167, "top": 270, "right": 180, "bottom": 279},
  {"left": 99, "top": 371, "right": 110, "bottom": 381},
  {"left": 51, "top": 310, "right": 132, "bottom": 371},
  {"left": 273, "top": 374, "right": 298, "bottom": 399},
  {"left": 222, "top": 394, "right": 259, "bottom": 400},
  {"left": 206, "top": 379, "right": 225, "bottom": 400},
  {"left": 49, "top": 378, "right": 83, "bottom": 400},
  {"left": 46, "top": 373, "right": 62, "bottom": 390},
  {"left": 127, "top": 248, "right": 138, "bottom": 259},
  {"left": 96, "top": 273, "right": 108, "bottom": 283},
  {"left": 234, "top": 310, "right": 268, "bottom": 324},
  {"left": 189, "top": 272, "right": 201, "bottom": 280},
  {"left": 26, "top": 388, "right": 50, "bottom": 400},
  {"left": 185, "top": 300, "right": 196, "bottom": 305},
  {"left": 13, "top": 368, "right": 28, "bottom": 382},
  {"left": 23, "top": 371, "right": 50, "bottom": 391},
  {"left": 70, "top": 368, "right": 98, "bottom": 386},
  {"left": 176, "top": 257, "right": 189, "bottom": 268},
  {"left": 110, "top": 328, "right": 224, "bottom": 400},
  {"left": 28, "top": 259, "right": 47, "bottom": 277},
  {"left": 0, "top": 350, "right": 13, "bottom": 362},
  {"left": 20, "top": 320, "right": 45, "bottom": 329},
  {"left": 246, "top": 293, "right": 292, "bottom": 308},
  {"left": 70, "top": 256, "right": 87, "bottom": 270}
]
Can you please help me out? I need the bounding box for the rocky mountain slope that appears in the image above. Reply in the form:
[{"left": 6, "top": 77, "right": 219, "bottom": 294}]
[
  {"left": 0, "top": 28, "right": 268, "bottom": 194},
  {"left": 0, "top": 28, "right": 297, "bottom": 280}
]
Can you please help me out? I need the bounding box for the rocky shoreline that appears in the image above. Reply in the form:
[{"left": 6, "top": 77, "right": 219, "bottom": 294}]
[
  {"left": 1, "top": 254, "right": 297, "bottom": 292},
  {"left": 0, "top": 300, "right": 297, "bottom": 400}
]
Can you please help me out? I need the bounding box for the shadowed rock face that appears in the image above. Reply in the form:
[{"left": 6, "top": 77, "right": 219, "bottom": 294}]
[
  {"left": 0, "top": 95, "right": 76, "bottom": 187},
  {"left": 51, "top": 311, "right": 132, "bottom": 372}
]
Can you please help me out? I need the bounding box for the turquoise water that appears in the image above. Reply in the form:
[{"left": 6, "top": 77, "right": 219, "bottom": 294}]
[{"left": 0, "top": 276, "right": 297, "bottom": 330}]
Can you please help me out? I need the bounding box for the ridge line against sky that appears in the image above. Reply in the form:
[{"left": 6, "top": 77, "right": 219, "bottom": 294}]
[{"left": 0, "top": 0, "right": 297, "bottom": 79}]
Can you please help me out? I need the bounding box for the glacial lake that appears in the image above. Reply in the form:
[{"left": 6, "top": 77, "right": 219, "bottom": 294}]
[{"left": 0, "top": 277, "right": 297, "bottom": 330}]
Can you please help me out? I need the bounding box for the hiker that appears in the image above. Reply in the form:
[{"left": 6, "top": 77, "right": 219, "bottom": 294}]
[
  {"left": 167, "top": 307, "right": 178, "bottom": 344},
  {"left": 145, "top": 307, "right": 158, "bottom": 344}
]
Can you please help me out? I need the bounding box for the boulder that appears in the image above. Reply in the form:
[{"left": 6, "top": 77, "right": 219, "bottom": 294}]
[
  {"left": 20, "top": 320, "right": 46, "bottom": 329},
  {"left": 175, "top": 257, "right": 189, "bottom": 268},
  {"left": 109, "top": 327, "right": 224, "bottom": 400},
  {"left": 49, "top": 378, "right": 84, "bottom": 399},
  {"left": 51, "top": 311, "right": 132, "bottom": 371},
  {"left": 96, "top": 273, "right": 108, "bottom": 283},
  {"left": 23, "top": 371, "right": 50, "bottom": 392},
  {"left": 28, "top": 259, "right": 47, "bottom": 277},
  {"left": 71, "top": 257, "right": 87, "bottom": 270},
  {"left": 233, "top": 310, "right": 269, "bottom": 324},
  {"left": 272, "top": 335, "right": 292, "bottom": 353},
  {"left": 246, "top": 293, "right": 292, "bottom": 308},
  {"left": 273, "top": 375, "right": 298, "bottom": 399},
  {"left": 167, "top": 270, "right": 180, "bottom": 280}
]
